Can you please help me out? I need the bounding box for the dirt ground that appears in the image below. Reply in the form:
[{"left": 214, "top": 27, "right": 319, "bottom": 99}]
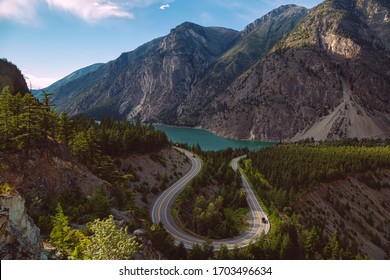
[{"left": 118, "top": 147, "right": 191, "bottom": 208}]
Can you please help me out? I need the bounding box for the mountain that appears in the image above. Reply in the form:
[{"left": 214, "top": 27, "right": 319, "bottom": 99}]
[
  {"left": 31, "top": 63, "right": 103, "bottom": 99},
  {"left": 52, "top": 23, "right": 240, "bottom": 121},
  {"left": 0, "top": 59, "right": 28, "bottom": 94},
  {"left": 48, "top": 5, "right": 307, "bottom": 123},
  {"left": 48, "top": 1, "right": 389, "bottom": 141},
  {"left": 202, "top": 0, "right": 390, "bottom": 141},
  {"left": 177, "top": 5, "right": 309, "bottom": 125}
]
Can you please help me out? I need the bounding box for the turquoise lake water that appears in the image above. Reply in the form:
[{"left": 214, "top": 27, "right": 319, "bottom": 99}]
[{"left": 154, "top": 125, "right": 274, "bottom": 151}]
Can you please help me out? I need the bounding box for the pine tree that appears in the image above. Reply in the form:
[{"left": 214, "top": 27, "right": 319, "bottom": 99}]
[
  {"left": 324, "top": 232, "right": 339, "bottom": 260},
  {"left": 216, "top": 244, "right": 230, "bottom": 260},
  {"left": 40, "top": 91, "right": 56, "bottom": 138},
  {"left": 50, "top": 203, "right": 77, "bottom": 257},
  {"left": 0, "top": 87, "right": 14, "bottom": 149},
  {"left": 202, "top": 239, "right": 214, "bottom": 260},
  {"left": 58, "top": 111, "right": 73, "bottom": 145},
  {"left": 189, "top": 243, "right": 204, "bottom": 260},
  {"left": 15, "top": 93, "right": 42, "bottom": 148},
  {"left": 174, "top": 241, "right": 188, "bottom": 260}
]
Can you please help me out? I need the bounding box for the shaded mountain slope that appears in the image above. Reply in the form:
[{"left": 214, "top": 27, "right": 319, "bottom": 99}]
[
  {"left": 45, "top": 0, "right": 389, "bottom": 141},
  {"left": 52, "top": 24, "right": 239, "bottom": 122},
  {"left": 204, "top": 0, "right": 390, "bottom": 141},
  {"left": 177, "top": 5, "right": 309, "bottom": 125},
  {"left": 32, "top": 63, "right": 103, "bottom": 99},
  {"left": 0, "top": 59, "right": 28, "bottom": 94}
]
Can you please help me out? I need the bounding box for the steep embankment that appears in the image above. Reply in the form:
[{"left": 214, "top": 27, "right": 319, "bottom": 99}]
[
  {"left": 117, "top": 147, "right": 191, "bottom": 207},
  {"left": 296, "top": 170, "right": 390, "bottom": 259},
  {"left": 0, "top": 141, "right": 109, "bottom": 198},
  {"left": 245, "top": 143, "right": 390, "bottom": 259}
]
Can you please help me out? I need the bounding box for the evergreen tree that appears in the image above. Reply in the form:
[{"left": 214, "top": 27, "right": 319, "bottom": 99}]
[
  {"left": 174, "top": 242, "right": 188, "bottom": 260},
  {"left": 50, "top": 203, "right": 78, "bottom": 257},
  {"left": 202, "top": 239, "right": 214, "bottom": 260},
  {"left": 15, "top": 93, "right": 42, "bottom": 148},
  {"left": 58, "top": 111, "right": 73, "bottom": 145},
  {"left": 0, "top": 87, "right": 14, "bottom": 148},
  {"left": 324, "top": 232, "right": 339, "bottom": 260},
  {"left": 189, "top": 243, "right": 204, "bottom": 260},
  {"left": 40, "top": 91, "right": 56, "bottom": 138},
  {"left": 216, "top": 244, "right": 230, "bottom": 260},
  {"left": 88, "top": 185, "right": 111, "bottom": 219},
  {"left": 305, "top": 226, "right": 322, "bottom": 259}
]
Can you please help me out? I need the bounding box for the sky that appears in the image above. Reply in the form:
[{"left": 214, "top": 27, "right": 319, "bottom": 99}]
[{"left": 0, "top": 0, "right": 322, "bottom": 89}]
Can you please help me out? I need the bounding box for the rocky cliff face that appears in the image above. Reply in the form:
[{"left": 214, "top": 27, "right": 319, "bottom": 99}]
[
  {"left": 0, "top": 140, "right": 110, "bottom": 236},
  {"left": 176, "top": 5, "right": 308, "bottom": 126},
  {"left": 48, "top": 1, "right": 389, "bottom": 141},
  {"left": 0, "top": 193, "right": 45, "bottom": 259},
  {"left": 202, "top": 0, "right": 390, "bottom": 141},
  {"left": 53, "top": 23, "right": 239, "bottom": 123}
]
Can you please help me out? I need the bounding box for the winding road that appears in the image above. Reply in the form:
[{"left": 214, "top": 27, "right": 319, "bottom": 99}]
[{"left": 151, "top": 148, "right": 270, "bottom": 250}]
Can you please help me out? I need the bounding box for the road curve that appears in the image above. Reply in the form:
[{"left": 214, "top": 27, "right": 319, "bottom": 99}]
[{"left": 151, "top": 148, "right": 270, "bottom": 250}]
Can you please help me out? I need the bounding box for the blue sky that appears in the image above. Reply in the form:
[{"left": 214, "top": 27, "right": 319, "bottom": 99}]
[{"left": 0, "top": 0, "right": 322, "bottom": 89}]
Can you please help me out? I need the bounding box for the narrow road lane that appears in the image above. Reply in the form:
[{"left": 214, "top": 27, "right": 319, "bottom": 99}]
[{"left": 151, "top": 148, "right": 270, "bottom": 250}]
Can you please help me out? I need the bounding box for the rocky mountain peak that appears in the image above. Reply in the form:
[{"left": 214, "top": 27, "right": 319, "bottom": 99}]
[
  {"left": 243, "top": 4, "right": 307, "bottom": 35},
  {"left": 160, "top": 21, "right": 239, "bottom": 57},
  {"left": 275, "top": 0, "right": 389, "bottom": 53},
  {"left": 38, "top": 0, "right": 389, "bottom": 142}
]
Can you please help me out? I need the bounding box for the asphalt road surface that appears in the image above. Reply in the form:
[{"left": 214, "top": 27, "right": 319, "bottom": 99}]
[{"left": 151, "top": 148, "right": 270, "bottom": 249}]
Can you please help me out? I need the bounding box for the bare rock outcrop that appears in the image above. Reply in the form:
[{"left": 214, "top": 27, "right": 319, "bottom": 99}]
[
  {"left": 35, "top": 0, "right": 390, "bottom": 142},
  {"left": 0, "top": 193, "right": 46, "bottom": 259}
]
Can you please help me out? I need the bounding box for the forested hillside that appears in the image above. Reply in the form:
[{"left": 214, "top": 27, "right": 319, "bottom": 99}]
[
  {"left": 0, "top": 85, "right": 177, "bottom": 260},
  {"left": 242, "top": 141, "right": 390, "bottom": 259},
  {"left": 175, "top": 147, "right": 249, "bottom": 239},
  {"left": 244, "top": 142, "right": 390, "bottom": 210}
]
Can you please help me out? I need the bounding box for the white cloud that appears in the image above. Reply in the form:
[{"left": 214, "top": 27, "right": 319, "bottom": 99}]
[
  {"left": 0, "top": 0, "right": 39, "bottom": 23},
  {"left": 159, "top": 4, "right": 170, "bottom": 10},
  {"left": 46, "top": 0, "right": 134, "bottom": 23},
  {"left": 200, "top": 12, "right": 212, "bottom": 21},
  {"left": 23, "top": 72, "right": 58, "bottom": 89},
  {"left": 0, "top": 0, "right": 164, "bottom": 24}
]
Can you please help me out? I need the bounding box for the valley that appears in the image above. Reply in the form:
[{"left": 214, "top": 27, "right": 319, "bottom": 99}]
[
  {"left": 151, "top": 150, "right": 270, "bottom": 250},
  {"left": 33, "top": 0, "right": 390, "bottom": 142},
  {"left": 1, "top": 0, "right": 390, "bottom": 261}
]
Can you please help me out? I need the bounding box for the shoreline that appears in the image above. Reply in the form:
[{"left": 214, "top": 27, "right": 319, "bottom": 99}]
[{"left": 153, "top": 123, "right": 276, "bottom": 146}]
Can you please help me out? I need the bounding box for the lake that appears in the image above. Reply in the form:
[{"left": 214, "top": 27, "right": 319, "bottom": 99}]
[{"left": 154, "top": 125, "right": 274, "bottom": 151}]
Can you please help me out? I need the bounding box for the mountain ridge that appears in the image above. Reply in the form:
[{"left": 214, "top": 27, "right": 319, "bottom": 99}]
[
  {"left": 42, "top": 0, "right": 390, "bottom": 141},
  {"left": 32, "top": 63, "right": 104, "bottom": 99},
  {"left": 202, "top": 0, "right": 390, "bottom": 141}
]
